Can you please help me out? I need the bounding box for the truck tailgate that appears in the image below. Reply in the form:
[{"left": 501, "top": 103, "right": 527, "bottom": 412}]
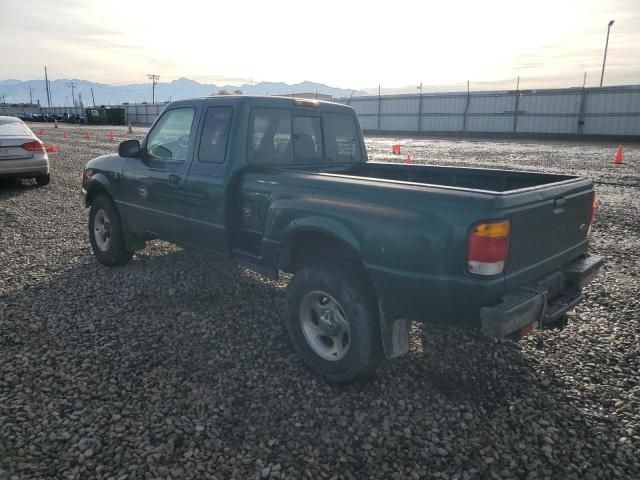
[{"left": 502, "top": 179, "right": 594, "bottom": 289}]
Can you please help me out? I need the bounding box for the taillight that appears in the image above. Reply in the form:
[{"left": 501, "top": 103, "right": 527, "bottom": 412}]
[
  {"left": 21, "top": 140, "right": 46, "bottom": 152},
  {"left": 468, "top": 220, "right": 510, "bottom": 276},
  {"left": 588, "top": 194, "right": 597, "bottom": 232}
]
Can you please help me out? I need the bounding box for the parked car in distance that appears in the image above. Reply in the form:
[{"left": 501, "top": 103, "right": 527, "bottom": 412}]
[
  {"left": 0, "top": 116, "right": 51, "bottom": 185},
  {"left": 81, "top": 96, "right": 603, "bottom": 382}
]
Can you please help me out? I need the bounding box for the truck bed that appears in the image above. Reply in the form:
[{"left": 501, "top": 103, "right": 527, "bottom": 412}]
[
  {"left": 338, "top": 162, "right": 576, "bottom": 193},
  {"left": 276, "top": 161, "right": 594, "bottom": 296}
]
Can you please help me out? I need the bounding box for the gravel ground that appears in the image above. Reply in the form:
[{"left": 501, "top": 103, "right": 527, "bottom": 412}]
[{"left": 0, "top": 124, "right": 638, "bottom": 479}]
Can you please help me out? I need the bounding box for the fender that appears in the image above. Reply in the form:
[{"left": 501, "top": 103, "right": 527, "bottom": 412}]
[
  {"left": 279, "top": 216, "right": 361, "bottom": 254},
  {"left": 83, "top": 173, "right": 113, "bottom": 207}
]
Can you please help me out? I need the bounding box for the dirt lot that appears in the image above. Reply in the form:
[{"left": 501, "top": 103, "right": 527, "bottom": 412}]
[{"left": 0, "top": 123, "right": 638, "bottom": 479}]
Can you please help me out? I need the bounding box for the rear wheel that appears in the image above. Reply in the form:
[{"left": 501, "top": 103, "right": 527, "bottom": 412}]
[
  {"left": 286, "top": 262, "right": 383, "bottom": 383},
  {"left": 89, "top": 194, "right": 133, "bottom": 266},
  {"left": 35, "top": 174, "right": 50, "bottom": 186}
]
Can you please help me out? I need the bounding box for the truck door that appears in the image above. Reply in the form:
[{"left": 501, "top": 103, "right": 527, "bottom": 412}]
[
  {"left": 121, "top": 106, "right": 199, "bottom": 243},
  {"left": 185, "top": 106, "right": 233, "bottom": 254}
]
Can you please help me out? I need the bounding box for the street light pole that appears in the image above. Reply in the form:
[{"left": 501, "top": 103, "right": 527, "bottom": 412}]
[{"left": 600, "top": 19, "right": 615, "bottom": 87}]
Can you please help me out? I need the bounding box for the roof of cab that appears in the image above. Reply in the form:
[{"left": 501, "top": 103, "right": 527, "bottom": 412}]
[{"left": 165, "top": 95, "right": 354, "bottom": 113}]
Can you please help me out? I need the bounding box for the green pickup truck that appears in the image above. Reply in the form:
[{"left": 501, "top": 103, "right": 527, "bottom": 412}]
[{"left": 82, "top": 96, "right": 603, "bottom": 382}]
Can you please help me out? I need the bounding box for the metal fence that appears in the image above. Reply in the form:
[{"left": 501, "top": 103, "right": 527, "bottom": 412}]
[
  {"left": 348, "top": 84, "right": 640, "bottom": 137},
  {"left": 0, "top": 103, "right": 166, "bottom": 125},
  {"left": 121, "top": 103, "right": 167, "bottom": 124},
  {"left": 0, "top": 105, "right": 85, "bottom": 117},
  {"left": 3, "top": 85, "right": 640, "bottom": 137}
]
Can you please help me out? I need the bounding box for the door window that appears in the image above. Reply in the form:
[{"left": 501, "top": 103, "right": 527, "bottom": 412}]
[
  {"left": 292, "top": 116, "right": 323, "bottom": 163},
  {"left": 146, "top": 108, "right": 195, "bottom": 162},
  {"left": 198, "top": 107, "right": 232, "bottom": 163}
]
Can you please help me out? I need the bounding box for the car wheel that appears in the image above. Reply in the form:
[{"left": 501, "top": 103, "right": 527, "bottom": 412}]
[
  {"left": 89, "top": 194, "right": 133, "bottom": 266},
  {"left": 286, "top": 261, "right": 383, "bottom": 383},
  {"left": 35, "top": 174, "right": 50, "bottom": 186}
]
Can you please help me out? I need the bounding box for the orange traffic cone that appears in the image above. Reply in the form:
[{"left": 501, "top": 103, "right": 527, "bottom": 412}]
[
  {"left": 613, "top": 145, "right": 624, "bottom": 165},
  {"left": 63, "top": 130, "right": 68, "bottom": 139},
  {"left": 392, "top": 144, "right": 401, "bottom": 155},
  {"left": 404, "top": 154, "right": 413, "bottom": 164},
  {"left": 54, "top": 119, "right": 58, "bottom": 129},
  {"left": 45, "top": 144, "right": 58, "bottom": 153},
  {"left": 128, "top": 121, "right": 133, "bottom": 134},
  {"left": 108, "top": 131, "right": 115, "bottom": 142},
  {"left": 85, "top": 129, "right": 91, "bottom": 140},
  {"left": 38, "top": 128, "right": 45, "bottom": 136}
]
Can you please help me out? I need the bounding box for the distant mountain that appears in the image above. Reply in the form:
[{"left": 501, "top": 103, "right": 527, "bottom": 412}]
[{"left": 0, "top": 77, "right": 368, "bottom": 106}]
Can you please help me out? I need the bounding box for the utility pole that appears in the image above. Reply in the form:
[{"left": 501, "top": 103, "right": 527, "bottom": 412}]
[
  {"left": 417, "top": 82, "right": 423, "bottom": 132},
  {"left": 377, "top": 85, "right": 381, "bottom": 131},
  {"left": 147, "top": 74, "right": 160, "bottom": 104},
  {"left": 91, "top": 88, "right": 96, "bottom": 107},
  {"left": 66, "top": 81, "right": 77, "bottom": 106},
  {"left": 44, "top": 66, "right": 51, "bottom": 107},
  {"left": 29, "top": 85, "right": 33, "bottom": 104},
  {"left": 513, "top": 76, "right": 520, "bottom": 133},
  {"left": 600, "top": 20, "right": 615, "bottom": 87}
]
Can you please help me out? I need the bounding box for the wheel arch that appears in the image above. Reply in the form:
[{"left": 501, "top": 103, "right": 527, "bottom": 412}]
[
  {"left": 277, "top": 217, "right": 363, "bottom": 274},
  {"left": 277, "top": 218, "right": 410, "bottom": 360},
  {"left": 84, "top": 175, "right": 113, "bottom": 208}
]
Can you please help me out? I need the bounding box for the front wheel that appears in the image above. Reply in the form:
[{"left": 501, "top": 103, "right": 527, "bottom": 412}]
[
  {"left": 88, "top": 194, "right": 133, "bottom": 266},
  {"left": 286, "top": 262, "right": 383, "bottom": 383}
]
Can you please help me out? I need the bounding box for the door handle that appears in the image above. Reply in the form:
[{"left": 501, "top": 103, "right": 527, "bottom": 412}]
[{"left": 168, "top": 174, "right": 181, "bottom": 186}]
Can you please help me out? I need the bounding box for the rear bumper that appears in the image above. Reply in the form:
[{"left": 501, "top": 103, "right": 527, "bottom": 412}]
[
  {"left": 0, "top": 157, "right": 49, "bottom": 177},
  {"left": 480, "top": 254, "right": 604, "bottom": 337}
]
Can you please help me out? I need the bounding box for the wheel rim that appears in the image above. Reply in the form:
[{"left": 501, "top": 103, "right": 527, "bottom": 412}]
[
  {"left": 93, "top": 209, "right": 112, "bottom": 252},
  {"left": 299, "top": 290, "right": 351, "bottom": 361}
]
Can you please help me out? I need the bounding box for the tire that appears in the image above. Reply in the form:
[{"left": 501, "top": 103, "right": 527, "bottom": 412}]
[
  {"left": 88, "top": 194, "right": 133, "bottom": 266},
  {"left": 35, "top": 174, "right": 50, "bottom": 186},
  {"left": 286, "top": 261, "right": 383, "bottom": 383}
]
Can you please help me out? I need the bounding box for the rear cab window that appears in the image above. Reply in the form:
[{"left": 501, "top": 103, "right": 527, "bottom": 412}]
[
  {"left": 249, "top": 109, "right": 292, "bottom": 164},
  {"left": 293, "top": 116, "right": 323, "bottom": 163},
  {"left": 248, "top": 107, "right": 362, "bottom": 165},
  {"left": 323, "top": 113, "right": 362, "bottom": 163}
]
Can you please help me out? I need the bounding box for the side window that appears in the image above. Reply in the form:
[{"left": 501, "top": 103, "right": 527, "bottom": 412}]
[
  {"left": 146, "top": 108, "right": 195, "bottom": 162},
  {"left": 248, "top": 109, "right": 292, "bottom": 164},
  {"left": 324, "top": 113, "right": 362, "bottom": 163},
  {"left": 292, "top": 116, "right": 323, "bottom": 163},
  {"left": 198, "top": 107, "right": 232, "bottom": 163}
]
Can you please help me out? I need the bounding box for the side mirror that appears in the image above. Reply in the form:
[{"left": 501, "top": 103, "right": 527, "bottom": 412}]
[{"left": 118, "top": 139, "right": 141, "bottom": 158}]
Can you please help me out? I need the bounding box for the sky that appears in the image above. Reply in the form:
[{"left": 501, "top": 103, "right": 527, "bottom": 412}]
[{"left": 0, "top": 0, "right": 639, "bottom": 93}]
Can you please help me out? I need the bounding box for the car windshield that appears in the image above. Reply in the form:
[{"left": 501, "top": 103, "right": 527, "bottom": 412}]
[{"left": 0, "top": 118, "right": 31, "bottom": 136}]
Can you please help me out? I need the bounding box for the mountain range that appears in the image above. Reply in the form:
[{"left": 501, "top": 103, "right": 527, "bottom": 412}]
[{"left": 0, "top": 78, "right": 368, "bottom": 106}]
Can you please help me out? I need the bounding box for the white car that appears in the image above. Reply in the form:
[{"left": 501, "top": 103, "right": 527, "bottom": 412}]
[{"left": 0, "top": 115, "right": 50, "bottom": 186}]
